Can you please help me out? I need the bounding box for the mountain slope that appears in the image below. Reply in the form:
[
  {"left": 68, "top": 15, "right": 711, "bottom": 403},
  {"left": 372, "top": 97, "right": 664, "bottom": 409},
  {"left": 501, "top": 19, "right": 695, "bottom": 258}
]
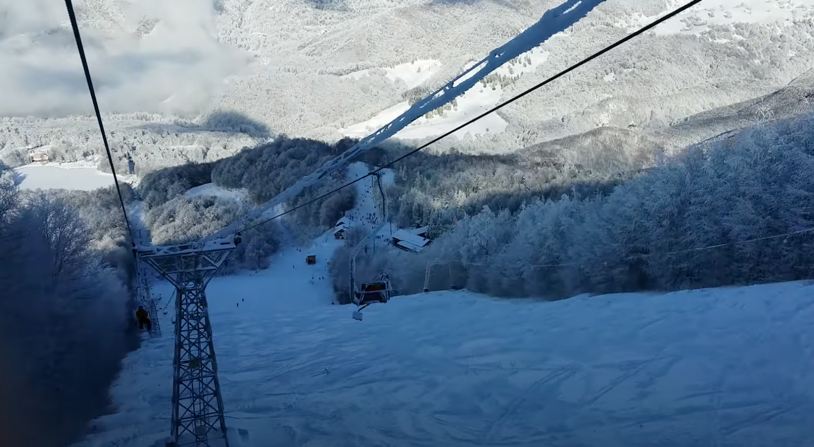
[
  {"left": 3, "top": 0, "right": 814, "bottom": 174},
  {"left": 73, "top": 227, "right": 814, "bottom": 446}
]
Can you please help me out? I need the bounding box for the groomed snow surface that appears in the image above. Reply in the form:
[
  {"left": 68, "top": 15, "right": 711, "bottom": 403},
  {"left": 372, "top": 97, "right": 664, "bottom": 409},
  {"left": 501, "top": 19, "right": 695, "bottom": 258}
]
[{"left": 77, "top": 240, "right": 814, "bottom": 447}]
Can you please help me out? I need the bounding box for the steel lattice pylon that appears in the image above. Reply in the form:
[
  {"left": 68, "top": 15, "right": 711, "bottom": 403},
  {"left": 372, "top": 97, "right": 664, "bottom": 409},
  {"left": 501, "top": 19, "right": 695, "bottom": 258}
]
[{"left": 137, "top": 236, "right": 240, "bottom": 447}]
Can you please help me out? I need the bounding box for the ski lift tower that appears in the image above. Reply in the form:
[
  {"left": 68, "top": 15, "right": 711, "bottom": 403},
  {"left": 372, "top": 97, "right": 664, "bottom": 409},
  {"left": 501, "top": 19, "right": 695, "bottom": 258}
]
[{"left": 135, "top": 234, "right": 241, "bottom": 447}]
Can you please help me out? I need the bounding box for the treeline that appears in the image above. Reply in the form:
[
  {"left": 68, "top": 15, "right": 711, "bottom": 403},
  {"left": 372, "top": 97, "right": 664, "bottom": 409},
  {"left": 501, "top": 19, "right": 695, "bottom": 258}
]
[
  {"left": 140, "top": 136, "right": 360, "bottom": 269},
  {"left": 345, "top": 113, "right": 814, "bottom": 300},
  {"left": 211, "top": 136, "right": 355, "bottom": 203},
  {"left": 0, "top": 177, "right": 138, "bottom": 447},
  {"left": 379, "top": 127, "right": 655, "bottom": 239},
  {"left": 144, "top": 195, "right": 282, "bottom": 272},
  {"left": 140, "top": 161, "right": 215, "bottom": 209}
]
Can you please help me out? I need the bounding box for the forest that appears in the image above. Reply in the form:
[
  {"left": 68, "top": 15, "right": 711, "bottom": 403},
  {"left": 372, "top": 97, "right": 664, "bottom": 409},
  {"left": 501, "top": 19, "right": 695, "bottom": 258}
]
[
  {"left": 341, "top": 112, "right": 814, "bottom": 301},
  {"left": 0, "top": 168, "right": 138, "bottom": 447},
  {"left": 138, "top": 136, "right": 360, "bottom": 270}
]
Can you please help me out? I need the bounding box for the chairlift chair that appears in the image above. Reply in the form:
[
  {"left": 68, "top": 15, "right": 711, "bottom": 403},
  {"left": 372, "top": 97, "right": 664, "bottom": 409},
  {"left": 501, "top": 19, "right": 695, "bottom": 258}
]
[{"left": 352, "top": 273, "right": 392, "bottom": 321}]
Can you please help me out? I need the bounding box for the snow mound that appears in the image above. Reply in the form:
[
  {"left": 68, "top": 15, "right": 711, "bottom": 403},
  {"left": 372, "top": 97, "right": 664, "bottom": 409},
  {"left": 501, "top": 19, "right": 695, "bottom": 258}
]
[{"left": 14, "top": 164, "right": 115, "bottom": 191}]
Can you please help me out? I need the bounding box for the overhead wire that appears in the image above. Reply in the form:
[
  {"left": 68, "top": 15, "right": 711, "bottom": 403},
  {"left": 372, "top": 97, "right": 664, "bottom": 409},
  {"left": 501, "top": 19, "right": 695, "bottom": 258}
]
[
  {"left": 64, "top": 0, "right": 134, "bottom": 243},
  {"left": 240, "top": 0, "right": 702, "bottom": 234}
]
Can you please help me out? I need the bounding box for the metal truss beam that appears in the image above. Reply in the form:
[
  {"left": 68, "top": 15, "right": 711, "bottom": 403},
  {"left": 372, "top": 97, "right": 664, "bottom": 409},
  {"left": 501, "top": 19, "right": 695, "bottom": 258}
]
[{"left": 137, "top": 235, "right": 240, "bottom": 447}]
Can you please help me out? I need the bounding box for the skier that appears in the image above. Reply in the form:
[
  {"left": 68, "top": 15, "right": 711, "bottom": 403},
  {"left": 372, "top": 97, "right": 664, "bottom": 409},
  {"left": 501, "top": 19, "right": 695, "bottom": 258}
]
[{"left": 136, "top": 305, "right": 152, "bottom": 331}]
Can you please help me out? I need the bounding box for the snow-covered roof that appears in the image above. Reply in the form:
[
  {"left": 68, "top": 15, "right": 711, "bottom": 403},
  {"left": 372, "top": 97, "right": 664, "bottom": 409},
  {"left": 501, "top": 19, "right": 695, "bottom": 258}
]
[
  {"left": 335, "top": 217, "right": 349, "bottom": 228},
  {"left": 392, "top": 229, "right": 430, "bottom": 252},
  {"left": 396, "top": 240, "right": 427, "bottom": 253},
  {"left": 407, "top": 226, "right": 429, "bottom": 236}
]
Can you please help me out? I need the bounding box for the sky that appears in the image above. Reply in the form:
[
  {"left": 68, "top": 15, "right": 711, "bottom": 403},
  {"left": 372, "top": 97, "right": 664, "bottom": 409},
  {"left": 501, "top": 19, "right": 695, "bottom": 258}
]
[{"left": 0, "top": 0, "right": 246, "bottom": 117}]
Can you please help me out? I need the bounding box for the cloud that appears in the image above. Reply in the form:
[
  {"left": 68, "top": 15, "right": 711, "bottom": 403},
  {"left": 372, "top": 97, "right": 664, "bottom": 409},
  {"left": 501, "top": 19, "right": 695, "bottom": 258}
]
[{"left": 0, "top": 0, "right": 247, "bottom": 118}]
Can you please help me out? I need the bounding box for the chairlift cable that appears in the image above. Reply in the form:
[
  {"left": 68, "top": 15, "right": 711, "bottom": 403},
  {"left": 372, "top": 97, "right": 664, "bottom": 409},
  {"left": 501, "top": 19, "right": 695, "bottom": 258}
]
[{"left": 64, "top": 0, "right": 134, "bottom": 243}]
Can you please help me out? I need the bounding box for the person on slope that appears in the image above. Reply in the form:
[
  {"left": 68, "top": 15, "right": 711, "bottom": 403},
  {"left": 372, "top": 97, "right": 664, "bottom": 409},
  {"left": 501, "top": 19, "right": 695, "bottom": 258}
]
[{"left": 136, "top": 305, "right": 152, "bottom": 331}]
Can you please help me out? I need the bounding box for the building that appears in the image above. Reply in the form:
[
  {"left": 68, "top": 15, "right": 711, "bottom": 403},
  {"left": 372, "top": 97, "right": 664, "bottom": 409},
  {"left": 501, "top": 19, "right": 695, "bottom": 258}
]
[
  {"left": 392, "top": 228, "right": 431, "bottom": 253},
  {"left": 30, "top": 152, "right": 49, "bottom": 164},
  {"left": 333, "top": 217, "right": 349, "bottom": 240},
  {"left": 406, "top": 226, "right": 429, "bottom": 238}
]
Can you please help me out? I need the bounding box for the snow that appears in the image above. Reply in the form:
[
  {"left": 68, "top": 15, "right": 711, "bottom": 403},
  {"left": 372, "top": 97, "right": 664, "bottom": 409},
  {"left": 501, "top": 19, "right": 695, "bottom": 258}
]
[
  {"left": 72, "top": 161, "right": 814, "bottom": 446},
  {"left": 340, "top": 15, "right": 552, "bottom": 142},
  {"left": 391, "top": 229, "right": 430, "bottom": 251},
  {"left": 13, "top": 163, "right": 115, "bottom": 191},
  {"left": 186, "top": 183, "right": 248, "bottom": 201},
  {"left": 342, "top": 82, "right": 508, "bottom": 140},
  {"left": 493, "top": 48, "right": 550, "bottom": 79},
  {"left": 342, "top": 60, "right": 443, "bottom": 90},
  {"left": 208, "top": 0, "right": 608, "bottom": 240},
  {"left": 453, "top": 61, "right": 487, "bottom": 88},
  {"left": 342, "top": 102, "right": 411, "bottom": 138},
  {"left": 128, "top": 200, "right": 152, "bottom": 246},
  {"left": 617, "top": 0, "right": 814, "bottom": 36},
  {"left": 76, "top": 250, "right": 814, "bottom": 447}
]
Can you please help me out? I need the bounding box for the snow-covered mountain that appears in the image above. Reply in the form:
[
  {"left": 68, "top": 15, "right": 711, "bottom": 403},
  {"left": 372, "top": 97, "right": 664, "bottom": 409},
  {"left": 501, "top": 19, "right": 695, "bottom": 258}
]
[{"left": 2, "top": 0, "right": 814, "bottom": 171}]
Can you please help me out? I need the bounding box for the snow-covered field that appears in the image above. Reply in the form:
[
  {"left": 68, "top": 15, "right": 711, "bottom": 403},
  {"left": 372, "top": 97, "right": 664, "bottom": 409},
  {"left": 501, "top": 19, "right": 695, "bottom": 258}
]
[
  {"left": 13, "top": 163, "right": 115, "bottom": 191},
  {"left": 76, "top": 231, "right": 814, "bottom": 447}
]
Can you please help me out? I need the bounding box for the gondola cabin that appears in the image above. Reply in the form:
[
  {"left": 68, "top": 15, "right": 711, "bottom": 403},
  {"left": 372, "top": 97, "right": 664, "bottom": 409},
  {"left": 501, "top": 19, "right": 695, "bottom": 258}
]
[{"left": 306, "top": 254, "right": 316, "bottom": 265}]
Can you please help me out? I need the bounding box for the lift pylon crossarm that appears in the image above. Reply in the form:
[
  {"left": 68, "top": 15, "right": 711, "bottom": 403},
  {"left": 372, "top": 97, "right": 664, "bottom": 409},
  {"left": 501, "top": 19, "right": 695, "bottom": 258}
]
[{"left": 136, "top": 234, "right": 240, "bottom": 258}]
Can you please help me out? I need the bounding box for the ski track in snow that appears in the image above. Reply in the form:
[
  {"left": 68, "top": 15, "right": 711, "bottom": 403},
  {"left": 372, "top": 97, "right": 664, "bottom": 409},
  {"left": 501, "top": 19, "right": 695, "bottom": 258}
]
[{"left": 76, "top": 236, "right": 814, "bottom": 447}]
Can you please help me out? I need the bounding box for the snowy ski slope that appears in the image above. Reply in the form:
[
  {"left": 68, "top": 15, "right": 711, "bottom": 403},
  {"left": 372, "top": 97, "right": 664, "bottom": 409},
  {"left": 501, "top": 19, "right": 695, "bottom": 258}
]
[
  {"left": 75, "top": 172, "right": 814, "bottom": 446},
  {"left": 75, "top": 240, "right": 814, "bottom": 447}
]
